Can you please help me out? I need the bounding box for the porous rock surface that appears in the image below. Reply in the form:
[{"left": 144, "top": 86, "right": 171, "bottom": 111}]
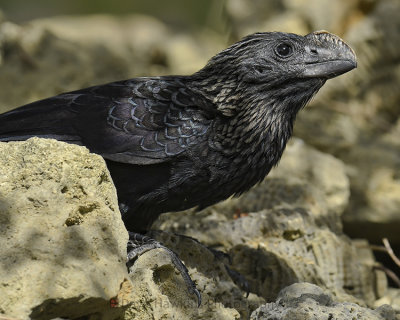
[
  {"left": 0, "top": 138, "right": 129, "bottom": 319},
  {"left": 250, "top": 282, "right": 396, "bottom": 320}
]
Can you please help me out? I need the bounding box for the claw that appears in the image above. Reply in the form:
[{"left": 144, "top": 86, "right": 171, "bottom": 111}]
[
  {"left": 193, "top": 287, "right": 202, "bottom": 308},
  {"left": 126, "top": 231, "right": 202, "bottom": 307},
  {"left": 225, "top": 265, "right": 250, "bottom": 297}
]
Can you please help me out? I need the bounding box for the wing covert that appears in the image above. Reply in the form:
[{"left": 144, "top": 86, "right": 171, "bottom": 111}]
[{"left": 95, "top": 78, "right": 212, "bottom": 165}]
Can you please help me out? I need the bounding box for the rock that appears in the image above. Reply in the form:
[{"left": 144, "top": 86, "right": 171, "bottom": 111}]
[
  {"left": 341, "top": 140, "right": 400, "bottom": 244},
  {"left": 163, "top": 33, "right": 224, "bottom": 75},
  {"left": 225, "top": 0, "right": 285, "bottom": 38},
  {"left": 0, "top": 19, "right": 133, "bottom": 112},
  {"left": 124, "top": 231, "right": 263, "bottom": 319},
  {"left": 283, "top": 0, "right": 361, "bottom": 34},
  {"left": 0, "top": 138, "right": 129, "bottom": 319},
  {"left": 374, "top": 288, "right": 400, "bottom": 312},
  {"left": 29, "top": 14, "right": 172, "bottom": 76},
  {"left": 260, "top": 11, "right": 310, "bottom": 35},
  {"left": 250, "top": 282, "right": 397, "bottom": 320},
  {"left": 228, "top": 221, "right": 385, "bottom": 305},
  {"left": 268, "top": 139, "right": 350, "bottom": 221}
]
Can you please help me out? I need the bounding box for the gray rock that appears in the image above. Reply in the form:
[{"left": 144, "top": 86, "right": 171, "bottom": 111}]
[
  {"left": 283, "top": 0, "right": 360, "bottom": 34},
  {"left": 250, "top": 282, "right": 397, "bottom": 320},
  {"left": 374, "top": 288, "right": 400, "bottom": 313},
  {"left": 0, "top": 138, "right": 130, "bottom": 319},
  {"left": 225, "top": 0, "right": 286, "bottom": 37}
]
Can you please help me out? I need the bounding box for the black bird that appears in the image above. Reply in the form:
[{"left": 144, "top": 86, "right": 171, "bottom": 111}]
[{"left": 0, "top": 31, "right": 356, "bottom": 304}]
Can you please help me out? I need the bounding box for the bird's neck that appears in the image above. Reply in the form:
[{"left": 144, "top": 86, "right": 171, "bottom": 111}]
[
  {"left": 212, "top": 94, "right": 295, "bottom": 164},
  {"left": 209, "top": 78, "right": 325, "bottom": 156},
  {"left": 187, "top": 74, "right": 325, "bottom": 195},
  {"left": 189, "top": 75, "right": 324, "bottom": 165}
]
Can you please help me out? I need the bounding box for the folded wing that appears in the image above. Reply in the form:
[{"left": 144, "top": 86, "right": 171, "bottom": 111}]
[{"left": 0, "top": 78, "right": 212, "bottom": 165}]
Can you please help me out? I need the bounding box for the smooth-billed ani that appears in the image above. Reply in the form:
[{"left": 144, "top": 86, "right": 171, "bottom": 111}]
[{"left": 0, "top": 31, "right": 356, "bottom": 304}]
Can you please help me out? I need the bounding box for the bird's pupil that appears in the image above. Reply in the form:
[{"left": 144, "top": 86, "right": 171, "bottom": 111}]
[{"left": 276, "top": 43, "right": 292, "bottom": 57}]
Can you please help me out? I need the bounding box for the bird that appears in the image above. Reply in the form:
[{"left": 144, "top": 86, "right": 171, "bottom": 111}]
[{"left": 0, "top": 30, "right": 356, "bottom": 305}]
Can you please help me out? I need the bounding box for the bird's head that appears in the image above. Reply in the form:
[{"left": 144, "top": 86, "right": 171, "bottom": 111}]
[{"left": 193, "top": 31, "right": 357, "bottom": 117}]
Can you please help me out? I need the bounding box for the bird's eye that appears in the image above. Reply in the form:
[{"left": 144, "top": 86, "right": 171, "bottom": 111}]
[{"left": 275, "top": 43, "right": 293, "bottom": 57}]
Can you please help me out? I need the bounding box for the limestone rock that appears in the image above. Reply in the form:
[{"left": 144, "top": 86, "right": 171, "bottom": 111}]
[
  {"left": 0, "top": 138, "right": 129, "bottom": 319},
  {"left": 124, "top": 231, "right": 264, "bottom": 320},
  {"left": 0, "top": 137, "right": 260, "bottom": 319},
  {"left": 250, "top": 283, "right": 397, "bottom": 320},
  {"left": 163, "top": 206, "right": 385, "bottom": 306},
  {"left": 225, "top": 0, "right": 286, "bottom": 37},
  {"left": 374, "top": 288, "right": 400, "bottom": 313},
  {"left": 283, "top": 0, "right": 360, "bottom": 34}
]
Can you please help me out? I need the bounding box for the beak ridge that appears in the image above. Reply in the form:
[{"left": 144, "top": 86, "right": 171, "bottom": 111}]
[{"left": 301, "top": 31, "right": 357, "bottom": 79}]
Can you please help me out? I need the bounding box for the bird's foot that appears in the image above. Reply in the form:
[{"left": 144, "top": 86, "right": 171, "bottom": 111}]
[
  {"left": 208, "top": 246, "right": 250, "bottom": 296},
  {"left": 152, "top": 232, "right": 250, "bottom": 296},
  {"left": 225, "top": 265, "right": 250, "bottom": 297},
  {"left": 126, "top": 231, "right": 201, "bottom": 307}
]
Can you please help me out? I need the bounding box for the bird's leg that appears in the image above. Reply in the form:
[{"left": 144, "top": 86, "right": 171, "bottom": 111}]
[
  {"left": 126, "top": 231, "right": 201, "bottom": 307},
  {"left": 206, "top": 246, "right": 250, "bottom": 295}
]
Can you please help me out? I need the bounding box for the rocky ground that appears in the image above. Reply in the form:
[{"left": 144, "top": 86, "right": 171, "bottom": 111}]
[{"left": 0, "top": 0, "right": 399, "bottom": 319}]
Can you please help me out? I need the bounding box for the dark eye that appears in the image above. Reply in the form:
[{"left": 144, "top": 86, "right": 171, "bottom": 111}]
[{"left": 275, "top": 43, "right": 293, "bottom": 57}]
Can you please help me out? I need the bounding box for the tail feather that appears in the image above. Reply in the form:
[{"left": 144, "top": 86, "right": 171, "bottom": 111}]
[
  {"left": 0, "top": 94, "right": 84, "bottom": 143},
  {"left": 0, "top": 80, "right": 133, "bottom": 144}
]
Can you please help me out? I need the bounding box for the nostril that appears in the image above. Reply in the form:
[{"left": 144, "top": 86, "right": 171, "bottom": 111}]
[{"left": 310, "top": 48, "right": 318, "bottom": 55}]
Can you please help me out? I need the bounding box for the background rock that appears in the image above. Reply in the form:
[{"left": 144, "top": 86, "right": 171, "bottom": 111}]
[{"left": 250, "top": 282, "right": 397, "bottom": 320}]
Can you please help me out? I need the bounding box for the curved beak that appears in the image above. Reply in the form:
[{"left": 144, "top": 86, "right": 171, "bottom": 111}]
[{"left": 301, "top": 31, "right": 357, "bottom": 79}]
